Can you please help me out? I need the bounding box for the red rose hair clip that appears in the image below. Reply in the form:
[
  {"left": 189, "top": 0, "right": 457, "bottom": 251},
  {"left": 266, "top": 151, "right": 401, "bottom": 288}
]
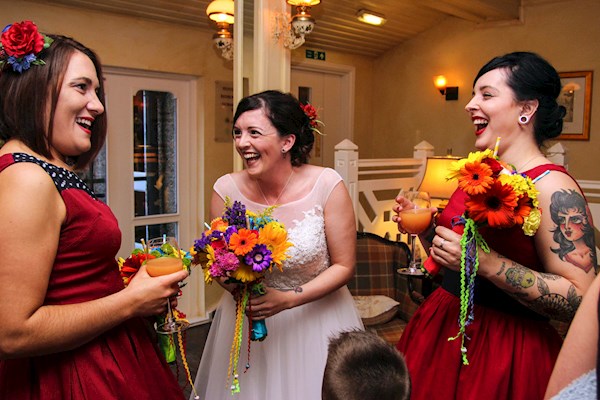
[
  {"left": 300, "top": 103, "right": 325, "bottom": 135},
  {"left": 0, "top": 20, "right": 54, "bottom": 73}
]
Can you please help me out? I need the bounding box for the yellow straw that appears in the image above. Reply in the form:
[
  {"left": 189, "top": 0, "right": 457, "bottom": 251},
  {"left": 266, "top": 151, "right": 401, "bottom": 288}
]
[{"left": 493, "top": 137, "right": 501, "bottom": 157}]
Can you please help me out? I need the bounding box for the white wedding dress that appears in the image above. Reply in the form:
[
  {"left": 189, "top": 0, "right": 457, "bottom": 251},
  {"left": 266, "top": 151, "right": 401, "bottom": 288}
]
[{"left": 191, "top": 168, "right": 363, "bottom": 400}]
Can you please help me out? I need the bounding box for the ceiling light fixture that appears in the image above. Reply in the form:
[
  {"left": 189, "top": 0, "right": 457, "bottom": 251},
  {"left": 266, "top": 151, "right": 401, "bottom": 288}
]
[
  {"left": 274, "top": 0, "right": 321, "bottom": 50},
  {"left": 357, "top": 9, "right": 386, "bottom": 26},
  {"left": 206, "top": 0, "right": 234, "bottom": 60}
]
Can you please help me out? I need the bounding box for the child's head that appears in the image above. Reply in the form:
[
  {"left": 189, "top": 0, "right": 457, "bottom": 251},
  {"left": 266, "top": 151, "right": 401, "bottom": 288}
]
[{"left": 322, "top": 329, "right": 411, "bottom": 400}]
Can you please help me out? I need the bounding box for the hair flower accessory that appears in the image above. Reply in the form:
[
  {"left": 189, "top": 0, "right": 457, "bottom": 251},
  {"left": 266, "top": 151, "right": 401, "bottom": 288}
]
[
  {"left": 300, "top": 103, "right": 325, "bottom": 135},
  {"left": 422, "top": 138, "right": 541, "bottom": 365},
  {"left": 191, "top": 198, "right": 293, "bottom": 394},
  {"left": 0, "top": 20, "right": 54, "bottom": 73}
]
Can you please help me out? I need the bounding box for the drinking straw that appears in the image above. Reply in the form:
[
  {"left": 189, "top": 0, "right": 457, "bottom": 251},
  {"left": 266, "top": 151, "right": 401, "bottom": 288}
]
[{"left": 493, "top": 137, "right": 501, "bottom": 157}]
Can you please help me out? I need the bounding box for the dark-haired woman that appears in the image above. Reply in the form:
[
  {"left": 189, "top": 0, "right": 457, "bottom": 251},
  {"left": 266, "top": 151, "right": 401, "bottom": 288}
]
[
  {"left": 393, "top": 52, "right": 596, "bottom": 399},
  {"left": 0, "top": 22, "right": 187, "bottom": 399},
  {"left": 192, "top": 90, "right": 363, "bottom": 399}
]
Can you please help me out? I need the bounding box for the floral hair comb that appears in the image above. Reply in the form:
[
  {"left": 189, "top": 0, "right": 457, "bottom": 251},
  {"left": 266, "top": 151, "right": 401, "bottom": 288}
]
[
  {"left": 0, "top": 20, "right": 54, "bottom": 73},
  {"left": 300, "top": 103, "right": 325, "bottom": 135}
]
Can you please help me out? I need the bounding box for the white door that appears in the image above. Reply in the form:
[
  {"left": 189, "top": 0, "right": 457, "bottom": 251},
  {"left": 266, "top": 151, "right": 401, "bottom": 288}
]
[
  {"left": 103, "top": 69, "right": 206, "bottom": 323},
  {"left": 291, "top": 64, "right": 354, "bottom": 167}
]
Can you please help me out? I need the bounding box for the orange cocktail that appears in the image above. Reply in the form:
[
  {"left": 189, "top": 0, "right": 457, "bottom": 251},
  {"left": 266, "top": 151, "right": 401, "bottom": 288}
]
[
  {"left": 145, "top": 256, "right": 184, "bottom": 277},
  {"left": 399, "top": 208, "right": 432, "bottom": 235}
]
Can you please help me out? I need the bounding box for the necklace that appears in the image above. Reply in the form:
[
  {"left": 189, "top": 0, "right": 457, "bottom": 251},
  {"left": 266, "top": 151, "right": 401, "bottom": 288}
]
[
  {"left": 257, "top": 170, "right": 294, "bottom": 206},
  {"left": 516, "top": 153, "right": 544, "bottom": 172}
]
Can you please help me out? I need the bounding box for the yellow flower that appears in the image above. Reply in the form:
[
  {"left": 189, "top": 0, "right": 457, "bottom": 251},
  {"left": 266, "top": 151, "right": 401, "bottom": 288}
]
[
  {"left": 522, "top": 208, "right": 541, "bottom": 236},
  {"left": 230, "top": 262, "right": 262, "bottom": 283},
  {"left": 258, "top": 221, "right": 293, "bottom": 270},
  {"left": 447, "top": 149, "right": 494, "bottom": 181},
  {"left": 202, "top": 245, "right": 216, "bottom": 284}
]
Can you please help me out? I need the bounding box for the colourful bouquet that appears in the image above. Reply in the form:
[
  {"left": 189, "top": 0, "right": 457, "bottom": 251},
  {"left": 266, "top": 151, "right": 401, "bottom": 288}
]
[
  {"left": 118, "top": 239, "right": 199, "bottom": 398},
  {"left": 422, "top": 145, "right": 542, "bottom": 365},
  {"left": 191, "top": 198, "right": 293, "bottom": 393}
]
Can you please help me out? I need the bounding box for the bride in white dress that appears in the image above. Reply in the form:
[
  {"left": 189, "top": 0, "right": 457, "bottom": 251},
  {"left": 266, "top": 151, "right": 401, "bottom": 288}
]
[{"left": 192, "top": 90, "right": 363, "bottom": 400}]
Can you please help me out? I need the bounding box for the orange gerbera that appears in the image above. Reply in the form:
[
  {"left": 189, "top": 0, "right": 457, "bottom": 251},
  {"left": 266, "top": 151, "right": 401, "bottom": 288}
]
[
  {"left": 228, "top": 228, "right": 258, "bottom": 256},
  {"left": 512, "top": 194, "right": 533, "bottom": 226},
  {"left": 465, "top": 180, "right": 518, "bottom": 228},
  {"left": 458, "top": 160, "right": 494, "bottom": 196}
]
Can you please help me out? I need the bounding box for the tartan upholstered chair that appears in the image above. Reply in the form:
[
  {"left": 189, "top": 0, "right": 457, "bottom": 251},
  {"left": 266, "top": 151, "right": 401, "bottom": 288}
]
[{"left": 347, "top": 232, "right": 423, "bottom": 345}]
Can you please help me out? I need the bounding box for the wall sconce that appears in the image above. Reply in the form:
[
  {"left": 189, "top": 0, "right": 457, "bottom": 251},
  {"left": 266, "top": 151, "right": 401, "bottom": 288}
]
[
  {"left": 274, "top": 0, "right": 320, "bottom": 50},
  {"left": 418, "top": 156, "right": 461, "bottom": 209},
  {"left": 357, "top": 9, "right": 386, "bottom": 26},
  {"left": 206, "top": 0, "right": 234, "bottom": 61},
  {"left": 433, "top": 75, "right": 459, "bottom": 101}
]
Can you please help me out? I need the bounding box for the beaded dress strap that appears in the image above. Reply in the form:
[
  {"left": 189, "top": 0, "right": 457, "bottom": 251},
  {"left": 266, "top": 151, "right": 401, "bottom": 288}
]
[{"left": 11, "top": 153, "right": 96, "bottom": 199}]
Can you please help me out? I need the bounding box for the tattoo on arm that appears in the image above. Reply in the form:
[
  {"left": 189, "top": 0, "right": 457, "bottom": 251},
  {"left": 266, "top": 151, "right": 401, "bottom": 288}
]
[
  {"left": 503, "top": 266, "right": 581, "bottom": 321},
  {"left": 496, "top": 261, "right": 506, "bottom": 277},
  {"left": 549, "top": 189, "right": 597, "bottom": 273}
]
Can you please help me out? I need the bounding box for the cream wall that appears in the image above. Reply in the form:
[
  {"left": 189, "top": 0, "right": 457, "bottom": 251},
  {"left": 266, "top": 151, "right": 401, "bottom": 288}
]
[{"left": 370, "top": 0, "right": 600, "bottom": 181}]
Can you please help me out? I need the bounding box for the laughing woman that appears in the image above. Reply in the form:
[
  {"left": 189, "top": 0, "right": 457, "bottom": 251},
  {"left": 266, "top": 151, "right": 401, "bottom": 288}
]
[
  {"left": 0, "top": 21, "right": 187, "bottom": 399},
  {"left": 393, "top": 52, "right": 597, "bottom": 400},
  {"left": 192, "top": 90, "right": 363, "bottom": 399}
]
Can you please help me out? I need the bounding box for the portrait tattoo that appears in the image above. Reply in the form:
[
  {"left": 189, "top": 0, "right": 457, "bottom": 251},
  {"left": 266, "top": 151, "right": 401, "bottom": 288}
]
[{"left": 549, "top": 189, "right": 597, "bottom": 272}]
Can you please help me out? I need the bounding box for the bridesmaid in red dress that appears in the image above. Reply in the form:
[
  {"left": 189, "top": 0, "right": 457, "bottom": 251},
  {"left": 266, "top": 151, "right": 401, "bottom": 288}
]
[
  {"left": 0, "top": 21, "right": 187, "bottom": 399},
  {"left": 393, "top": 52, "right": 597, "bottom": 400}
]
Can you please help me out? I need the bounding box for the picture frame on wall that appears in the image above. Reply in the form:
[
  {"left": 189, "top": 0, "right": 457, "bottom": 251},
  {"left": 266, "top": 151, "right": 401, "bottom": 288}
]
[{"left": 557, "top": 71, "right": 593, "bottom": 140}]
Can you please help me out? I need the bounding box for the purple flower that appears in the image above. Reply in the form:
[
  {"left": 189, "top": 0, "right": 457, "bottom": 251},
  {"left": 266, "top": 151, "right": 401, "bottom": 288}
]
[
  {"left": 244, "top": 244, "right": 272, "bottom": 272},
  {"left": 224, "top": 225, "right": 238, "bottom": 242},
  {"left": 194, "top": 234, "right": 211, "bottom": 251},
  {"left": 224, "top": 201, "right": 247, "bottom": 228}
]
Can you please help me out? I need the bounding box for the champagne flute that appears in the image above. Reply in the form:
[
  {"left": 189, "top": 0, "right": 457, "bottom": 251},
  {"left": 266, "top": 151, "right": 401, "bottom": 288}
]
[
  {"left": 145, "top": 236, "right": 190, "bottom": 334},
  {"left": 399, "top": 191, "right": 432, "bottom": 276}
]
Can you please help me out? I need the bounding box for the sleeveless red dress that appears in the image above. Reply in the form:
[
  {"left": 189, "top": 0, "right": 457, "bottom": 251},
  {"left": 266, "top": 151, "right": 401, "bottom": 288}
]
[
  {"left": 397, "top": 165, "right": 569, "bottom": 400},
  {"left": 0, "top": 153, "right": 184, "bottom": 400}
]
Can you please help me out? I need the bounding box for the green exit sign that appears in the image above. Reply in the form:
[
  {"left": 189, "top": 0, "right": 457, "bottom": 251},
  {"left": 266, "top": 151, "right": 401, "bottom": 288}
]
[{"left": 305, "top": 49, "right": 326, "bottom": 60}]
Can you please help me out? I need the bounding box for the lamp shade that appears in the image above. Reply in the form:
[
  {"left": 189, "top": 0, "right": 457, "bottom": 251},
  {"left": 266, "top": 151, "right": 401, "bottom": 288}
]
[
  {"left": 287, "top": 0, "right": 321, "bottom": 6},
  {"left": 418, "top": 156, "right": 461, "bottom": 200},
  {"left": 207, "top": 0, "right": 235, "bottom": 24}
]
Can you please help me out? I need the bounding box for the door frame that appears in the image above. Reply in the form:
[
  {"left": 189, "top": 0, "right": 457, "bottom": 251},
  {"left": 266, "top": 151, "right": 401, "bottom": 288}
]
[
  {"left": 291, "top": 59, "right": 355, "bottom": 144},
  {"left": 103, "top": 66, "right": 206, "bottom": 324}
]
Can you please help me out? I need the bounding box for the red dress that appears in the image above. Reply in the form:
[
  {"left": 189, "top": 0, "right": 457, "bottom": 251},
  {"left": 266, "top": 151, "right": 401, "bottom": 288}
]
[
  {"left": 397, "top": 165, "right": 568, "bottom": 400},
  {"left": 0, "top": 153, "right": 184, "bottom": 400}
]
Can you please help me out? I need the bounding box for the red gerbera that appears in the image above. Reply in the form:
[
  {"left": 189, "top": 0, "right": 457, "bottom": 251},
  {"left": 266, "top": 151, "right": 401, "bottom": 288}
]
[
  {"left": 458, "top": 161, "right": 494, "bottom": 196},
  {"left": 512, "top": 194, "right": 533, "bottom": 226},
  {"left": 465, "top": 180, "right": 518, "bottom": 228}
]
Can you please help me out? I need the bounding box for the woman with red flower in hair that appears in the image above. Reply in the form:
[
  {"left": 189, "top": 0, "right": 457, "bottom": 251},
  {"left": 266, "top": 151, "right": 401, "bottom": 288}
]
[
  {"left": 393, "top": 52, "right": 596, "bottom": 400},
  {"left": 0, "top": 21, "right": 187, "bottom": 399}
]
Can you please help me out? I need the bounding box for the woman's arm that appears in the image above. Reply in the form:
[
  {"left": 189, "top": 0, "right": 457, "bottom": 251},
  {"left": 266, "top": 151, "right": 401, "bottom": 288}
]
[
  {"left": 431, "top": 171, "right": 597, "bottom": 321},
  {"left": 544, "top": 273, "right": 600, "bottom": 398},
  {"left": 249, "top": 180, "right": 357, "bottom": 318},
  {"left": 0, "top": 164, "right": 187, "bottom": 359}
]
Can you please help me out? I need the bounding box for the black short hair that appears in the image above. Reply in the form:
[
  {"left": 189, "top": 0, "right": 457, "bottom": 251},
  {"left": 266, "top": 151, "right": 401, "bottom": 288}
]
[{"left": 474, "top": 52, "right": 565, "bottom": 145}]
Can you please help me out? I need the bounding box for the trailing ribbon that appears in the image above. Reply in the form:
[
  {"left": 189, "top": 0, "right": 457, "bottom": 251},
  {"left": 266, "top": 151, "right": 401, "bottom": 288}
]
[{"left": 447, "top": 217, "right": 489, "bottom": 365}]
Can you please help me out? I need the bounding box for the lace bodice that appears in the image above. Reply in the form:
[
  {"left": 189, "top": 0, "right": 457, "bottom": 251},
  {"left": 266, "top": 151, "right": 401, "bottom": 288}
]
[{"left": 213, "top": 168, "right": 342, "bottom": 289}]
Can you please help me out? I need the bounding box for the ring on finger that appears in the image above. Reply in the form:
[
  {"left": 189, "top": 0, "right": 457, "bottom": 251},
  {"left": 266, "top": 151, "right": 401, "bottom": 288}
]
[{"left": 439, "top": 238, "right": 445, "bottom": 250}]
